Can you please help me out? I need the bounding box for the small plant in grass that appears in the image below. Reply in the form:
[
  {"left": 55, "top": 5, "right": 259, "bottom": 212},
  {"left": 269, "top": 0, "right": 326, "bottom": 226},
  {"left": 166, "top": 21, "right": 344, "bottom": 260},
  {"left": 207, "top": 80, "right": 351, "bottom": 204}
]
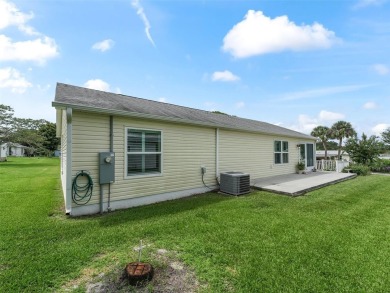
[{"left": 344, "top": 164, "right": 371, "bottom": 176}]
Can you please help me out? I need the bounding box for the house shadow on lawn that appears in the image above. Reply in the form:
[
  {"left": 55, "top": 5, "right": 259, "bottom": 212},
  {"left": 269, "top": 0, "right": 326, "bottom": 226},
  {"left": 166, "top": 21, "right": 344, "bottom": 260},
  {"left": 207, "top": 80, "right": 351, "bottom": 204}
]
[{"left": 69, "top": 191, "right": 238, "bottom": 227}]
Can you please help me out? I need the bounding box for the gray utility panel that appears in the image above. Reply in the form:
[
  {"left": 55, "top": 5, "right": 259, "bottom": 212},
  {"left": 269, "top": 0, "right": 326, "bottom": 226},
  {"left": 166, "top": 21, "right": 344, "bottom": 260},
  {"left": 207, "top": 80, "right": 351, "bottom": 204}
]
[
  {"left": 99, "top": 152, "right": 115, "bottom": 184},
  {"left": 220, "top": 172, "right": 250, "bottom": 195}
]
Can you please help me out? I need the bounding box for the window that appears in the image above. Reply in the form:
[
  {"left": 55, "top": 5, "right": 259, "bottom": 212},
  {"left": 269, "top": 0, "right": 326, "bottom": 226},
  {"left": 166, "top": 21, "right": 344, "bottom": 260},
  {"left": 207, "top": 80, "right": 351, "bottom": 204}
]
[
  {"left": 126, "top": 129, "right": 162, "bottom": 176},
  {"left": 274, "top": 140, "right": 289, "bottom": 164}
]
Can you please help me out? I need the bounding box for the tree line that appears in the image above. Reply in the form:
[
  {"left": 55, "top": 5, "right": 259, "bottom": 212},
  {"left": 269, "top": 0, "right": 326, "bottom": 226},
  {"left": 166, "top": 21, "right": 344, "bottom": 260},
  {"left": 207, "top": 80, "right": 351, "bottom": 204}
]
[
  {"left": 311, "top": 120, "right": 390, "bottom": 166},
  {"left": 0, "top": 104, "right": 59, "bottom": 157}
]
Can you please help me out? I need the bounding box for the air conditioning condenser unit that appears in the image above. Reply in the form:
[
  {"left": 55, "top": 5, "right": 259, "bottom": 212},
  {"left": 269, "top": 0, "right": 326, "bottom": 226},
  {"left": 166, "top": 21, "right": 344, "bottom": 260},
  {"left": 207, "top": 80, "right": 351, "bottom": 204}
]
[{"left": 220, "top": 172, "right": 250, "bottom": 195}]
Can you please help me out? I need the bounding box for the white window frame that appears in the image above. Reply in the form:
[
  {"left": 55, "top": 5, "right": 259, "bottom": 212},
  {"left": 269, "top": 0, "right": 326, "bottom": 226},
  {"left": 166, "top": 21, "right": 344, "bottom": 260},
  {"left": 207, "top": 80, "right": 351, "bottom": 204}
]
[
  {"left": 274, "top": 140, "right": 289, "bottom": 164},
  {"left": 125, "top": 127, "right": 163, "bottom": 178}
]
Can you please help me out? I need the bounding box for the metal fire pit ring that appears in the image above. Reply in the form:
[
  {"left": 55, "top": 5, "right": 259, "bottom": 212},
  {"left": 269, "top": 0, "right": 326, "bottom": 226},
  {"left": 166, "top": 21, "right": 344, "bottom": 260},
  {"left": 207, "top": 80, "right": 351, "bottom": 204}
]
[{"left": 125, "top": 262, "right": 154, "bottom": 286}]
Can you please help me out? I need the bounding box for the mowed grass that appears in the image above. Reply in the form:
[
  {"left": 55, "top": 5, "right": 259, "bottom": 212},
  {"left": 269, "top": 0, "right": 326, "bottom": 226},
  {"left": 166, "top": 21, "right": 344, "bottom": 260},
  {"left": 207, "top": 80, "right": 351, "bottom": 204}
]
[{"left": 1, "top": 158, "right": 390, "bottom": 292}]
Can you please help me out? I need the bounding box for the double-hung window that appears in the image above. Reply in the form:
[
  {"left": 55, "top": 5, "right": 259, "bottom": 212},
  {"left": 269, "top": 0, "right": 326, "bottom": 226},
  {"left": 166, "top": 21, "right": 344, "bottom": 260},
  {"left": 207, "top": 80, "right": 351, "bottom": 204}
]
[
  {"left": 274, "top": 140, "right": 289, "bottom": 164},
  {"left": 126, "top": 129, "right": 162, "bottom": 176}
]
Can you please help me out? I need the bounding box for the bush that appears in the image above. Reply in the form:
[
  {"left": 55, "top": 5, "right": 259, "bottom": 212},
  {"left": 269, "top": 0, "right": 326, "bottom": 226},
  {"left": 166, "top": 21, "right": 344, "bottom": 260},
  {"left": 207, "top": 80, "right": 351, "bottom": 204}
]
[
  {"left": 344, "top": 164, "right": 371, "bottom": 176},
  {"left": 370, "top": 159, "right": 390, "bottom": 173}
]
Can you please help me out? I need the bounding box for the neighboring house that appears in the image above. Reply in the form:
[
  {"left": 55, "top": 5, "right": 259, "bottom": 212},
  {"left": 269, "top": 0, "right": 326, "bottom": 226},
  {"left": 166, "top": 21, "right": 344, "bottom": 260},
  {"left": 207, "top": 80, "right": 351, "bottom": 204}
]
[
  {"left": 7, "top": 143, "right": 27, "bottom": 157},
  {"left": 52, "top": 83, "right": 316, "bottom": 216},
  {"left": 379, "top": 153, "right": 390, "bottom": 160},
  {"left": 0, "top": 142, "right": 27, "bottom": 160},
  {"left": 316, "top": 150, "right": 350, "bottom": 161}
]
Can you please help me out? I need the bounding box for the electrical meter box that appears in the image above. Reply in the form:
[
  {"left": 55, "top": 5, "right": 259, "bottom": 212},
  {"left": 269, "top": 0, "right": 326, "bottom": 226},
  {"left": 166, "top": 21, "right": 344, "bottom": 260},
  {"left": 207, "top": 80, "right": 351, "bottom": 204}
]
[{"left": 99, "top": 152, "right": 115, "bottom": 184}]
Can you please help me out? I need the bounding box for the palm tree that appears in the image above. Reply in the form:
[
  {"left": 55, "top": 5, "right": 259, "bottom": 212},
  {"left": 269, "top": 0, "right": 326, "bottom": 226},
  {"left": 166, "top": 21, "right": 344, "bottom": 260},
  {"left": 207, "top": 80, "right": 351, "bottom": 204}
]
[
  {"left": 311, "top": 126, "right": 330, "bottom": 159},
  {"left": 330, "top": 121, "right": 356, "bottom": 159}
]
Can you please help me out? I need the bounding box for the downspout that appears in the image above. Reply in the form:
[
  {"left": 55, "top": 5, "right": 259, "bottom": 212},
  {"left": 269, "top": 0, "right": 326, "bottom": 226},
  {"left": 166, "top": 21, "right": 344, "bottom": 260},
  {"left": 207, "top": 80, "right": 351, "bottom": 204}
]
[
  {"left": 110, "top": 116, "right": 113, "bottom": 152},
  {"left": 216, "top": 128, "right": 219, "bottom": 182},
  {"left": 100, "top": 115, "right": 114, "bottom": 214},
  {"left": 65, "top": 108, "right": 72, "bottom": 215},
  {"left": 108, "top": 116, "right": 113, "bottom": 211},
  {"left": 100, "top": 185, "right": 103, "bottom": 214}
]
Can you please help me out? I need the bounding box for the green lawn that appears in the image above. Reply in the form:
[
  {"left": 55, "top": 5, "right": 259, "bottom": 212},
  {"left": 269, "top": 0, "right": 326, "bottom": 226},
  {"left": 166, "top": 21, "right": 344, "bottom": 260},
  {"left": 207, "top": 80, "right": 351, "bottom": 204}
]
[{"left": 1, "top": 158, "right": 389, "bottom": 292}]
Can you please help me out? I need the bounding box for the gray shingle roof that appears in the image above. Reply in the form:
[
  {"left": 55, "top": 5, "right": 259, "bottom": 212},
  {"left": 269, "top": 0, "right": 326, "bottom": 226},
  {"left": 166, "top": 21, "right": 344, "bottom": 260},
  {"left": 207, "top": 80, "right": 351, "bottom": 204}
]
[{"left": 53, "top": 83, "right": 314, "bottom": 140}]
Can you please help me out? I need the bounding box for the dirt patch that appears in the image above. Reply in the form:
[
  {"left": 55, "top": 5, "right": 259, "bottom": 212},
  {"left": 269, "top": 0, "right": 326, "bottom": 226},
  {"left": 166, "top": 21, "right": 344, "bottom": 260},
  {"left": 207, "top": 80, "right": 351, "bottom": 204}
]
[{"left": 82, "top": 249, "right": 204, "bottom": 293}]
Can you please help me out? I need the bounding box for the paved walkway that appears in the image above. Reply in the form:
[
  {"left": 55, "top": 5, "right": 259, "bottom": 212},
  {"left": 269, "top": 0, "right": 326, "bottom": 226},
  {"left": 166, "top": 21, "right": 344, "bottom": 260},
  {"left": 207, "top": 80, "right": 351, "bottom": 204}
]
[
  {"left": 252, "top": 171, "right": 357, "bottom": 196},
  {"left": 372, "top": 172, "right": 390, "bottom": 176}
]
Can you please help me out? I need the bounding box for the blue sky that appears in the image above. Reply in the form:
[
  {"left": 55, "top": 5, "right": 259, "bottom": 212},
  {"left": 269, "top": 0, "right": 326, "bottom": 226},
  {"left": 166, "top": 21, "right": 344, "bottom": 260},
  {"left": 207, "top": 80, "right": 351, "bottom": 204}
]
[{"left": 1, "top": 0, "right": 389, "bottom": 136}]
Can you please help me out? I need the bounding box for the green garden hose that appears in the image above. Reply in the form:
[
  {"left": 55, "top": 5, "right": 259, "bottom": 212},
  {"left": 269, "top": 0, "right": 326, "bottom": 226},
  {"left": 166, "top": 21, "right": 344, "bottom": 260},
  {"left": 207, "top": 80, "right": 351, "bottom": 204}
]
[{"left": 72, "top": 171, "right": 93, "bottom": 205}]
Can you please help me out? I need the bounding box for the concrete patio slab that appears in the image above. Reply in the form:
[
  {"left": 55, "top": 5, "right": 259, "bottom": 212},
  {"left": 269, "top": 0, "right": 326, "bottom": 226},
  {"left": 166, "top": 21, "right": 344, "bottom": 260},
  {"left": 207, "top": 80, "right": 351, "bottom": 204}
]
[{"left": 252, "top": 172, "right": 357, "bottom": 196}]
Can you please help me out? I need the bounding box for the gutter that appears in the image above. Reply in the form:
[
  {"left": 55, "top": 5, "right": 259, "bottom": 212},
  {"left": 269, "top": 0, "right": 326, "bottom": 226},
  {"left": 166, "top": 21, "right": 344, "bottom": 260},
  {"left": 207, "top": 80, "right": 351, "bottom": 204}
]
[
  {"left": 65, "top": 107, "right": 72, "bottom": 214},
  {"left": 216, "top": 128, "right": 219, "bottom": 179},
  {"left": 52, "top": 101, "right": 315, "bottom": 141}
]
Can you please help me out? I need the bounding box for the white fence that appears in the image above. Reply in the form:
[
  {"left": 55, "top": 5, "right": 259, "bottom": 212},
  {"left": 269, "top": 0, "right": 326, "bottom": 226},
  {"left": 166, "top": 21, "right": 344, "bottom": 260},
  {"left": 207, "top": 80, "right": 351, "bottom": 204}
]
[{"left": 316, "top": 160, "right": 349, "bottom": 173}]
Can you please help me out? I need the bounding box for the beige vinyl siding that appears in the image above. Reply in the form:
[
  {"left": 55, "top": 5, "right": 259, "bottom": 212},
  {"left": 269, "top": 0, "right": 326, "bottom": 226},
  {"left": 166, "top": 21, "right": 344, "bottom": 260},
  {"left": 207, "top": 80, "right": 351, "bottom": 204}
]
[
  {"left": 71, "top": 111, "right": 216, "bottom": 206},
  {"left": 114, "top": 117, "right": 216, "bottom": 201},
  {"left": 219, "top": 129, "right": 301, "bottom": 179},
  {"left": 60, "top": 109, "right": 67, "bottom": 198},
  {"left": 71, "top": 111, "right": 110, "bottom": 207},
  {"left": 70, "top": 110, "right": 313, "bottom": 209}
]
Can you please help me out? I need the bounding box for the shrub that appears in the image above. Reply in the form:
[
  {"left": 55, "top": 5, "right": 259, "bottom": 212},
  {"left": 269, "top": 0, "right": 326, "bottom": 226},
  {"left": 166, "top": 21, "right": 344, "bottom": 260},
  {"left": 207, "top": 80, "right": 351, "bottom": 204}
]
[
  {"left": 344, "top": 164, "right": 371, "bottom": 176},
  {"left": 370, "top": 159, "right": 390, "bottom": 173},
  {"left": 297, "top": 161, "right": 305, "bottom": 171}
]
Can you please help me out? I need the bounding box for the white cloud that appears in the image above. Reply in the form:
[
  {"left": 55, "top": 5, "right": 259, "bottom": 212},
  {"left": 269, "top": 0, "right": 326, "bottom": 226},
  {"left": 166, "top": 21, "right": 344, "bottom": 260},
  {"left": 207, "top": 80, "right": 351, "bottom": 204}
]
[
  {"left": 222, "top": 10, "right": 338, "bottom": 58},
  {"left": 211, "top": 70, "right": 240, "bottom": 82},
  {"left": 289, "top": 114, "right": 319, "bottom": 133},
  {"left": 158, "top": 97, "right": 167, "bottom": 103},
  {"left": 280, "top": 84, "right": 374, "bottom": 101},
  {"left": 131, "top": 0, "right": 155, "bottom": 47},
  {"left": 372, "top": 123, "right": 390, "bottom": 136},
  {"left": 84, "top": 79, "right": 110, "bottom": 91},
  {"left": 0, "top": 0, "right": 34, "bottom": 34},
  {"left": 363, "top": 101, "right": 377, "bottom": 109},
  {"left": 288, "top": 110, "right": 345, "bottom": 134},
  {"left": 371, "top": 64, "right": 389, "bottom": 75},
  {"left": 354, "top": 0, "right": 387, "bottom": 9},
  {"left": 0, "top": 1, "right": 59, "bottom": 64},
  {"left": 235, "top": 101, "right": 245, "bottom": 109},
  {"left": 0, "top": 67, "right": 32, "bottom": 93},
  {"left": 318, "top": 110, "right": 345, "bottom": 121},
  {"left": 0, "top": 35, "right": 58, "bottom": 64},
  {"left": 92, "top": 39, "right": 115, "bottom": 52}
]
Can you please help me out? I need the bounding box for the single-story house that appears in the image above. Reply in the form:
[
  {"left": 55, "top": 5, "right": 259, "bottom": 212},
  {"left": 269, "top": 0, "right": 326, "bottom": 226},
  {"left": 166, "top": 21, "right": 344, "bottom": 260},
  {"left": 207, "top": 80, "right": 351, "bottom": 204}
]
[
  {"left": 52, "top": 83, "right": 316, "bottom": 216},
  {"left": 7, "top": 143, "right": 27, "bottom": 157},
  {"left": 0, "top": 142, "right": 27, "bottom": 160},
  {"left": 316, "top": 150, "right": 350, "bottom": 161}
]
